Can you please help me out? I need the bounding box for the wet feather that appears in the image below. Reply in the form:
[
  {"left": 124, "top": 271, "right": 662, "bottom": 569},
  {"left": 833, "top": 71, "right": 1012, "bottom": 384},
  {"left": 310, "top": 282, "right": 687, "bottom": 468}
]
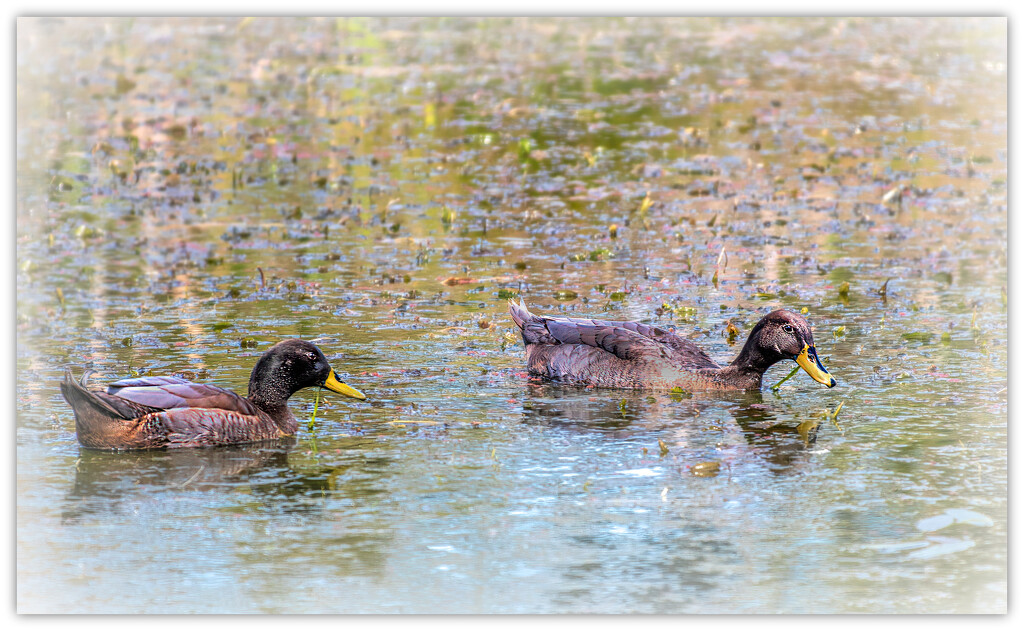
[
  {"left": 508, "top": 300, "right": 836, "bottom": 391},
  {"left": 61, "top": 339, "right": 366, "bottom": 450}
]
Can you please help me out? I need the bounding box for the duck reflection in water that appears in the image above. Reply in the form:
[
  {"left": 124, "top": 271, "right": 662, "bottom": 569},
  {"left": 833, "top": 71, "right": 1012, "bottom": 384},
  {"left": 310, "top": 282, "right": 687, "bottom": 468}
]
[
  {"left": 519, "top": 383, "right": 825, "bottom": 475},
  {"left": 60, "top": 435, "right": 396, "bottom": 579},
  {"left": 61, "top": 435, "right": 392, "bottom": 521}
]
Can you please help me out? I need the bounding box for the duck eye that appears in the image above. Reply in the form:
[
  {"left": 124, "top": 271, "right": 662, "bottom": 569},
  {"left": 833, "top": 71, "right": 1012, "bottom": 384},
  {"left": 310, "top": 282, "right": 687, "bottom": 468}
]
[{"left": 782, "top": 324, "right": 795, "bottom": 334}]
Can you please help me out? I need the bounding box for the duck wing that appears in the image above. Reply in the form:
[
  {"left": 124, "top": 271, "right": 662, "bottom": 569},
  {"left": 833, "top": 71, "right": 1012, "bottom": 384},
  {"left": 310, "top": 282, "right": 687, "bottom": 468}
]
[
  {"left": 509, "top": 299, "right": 719, "bottom": 369},
  {"left": 536, "top": 318, "right": 670, "bottom": 362},
  {"left": 562, "top": 316, "right": 719, "bottom": 369},
  {"left": 60, "top": 369, "right": 158, "bottom": 421},
  {"left": 105, "top": 376, "right": 260, "bottom": 416}
]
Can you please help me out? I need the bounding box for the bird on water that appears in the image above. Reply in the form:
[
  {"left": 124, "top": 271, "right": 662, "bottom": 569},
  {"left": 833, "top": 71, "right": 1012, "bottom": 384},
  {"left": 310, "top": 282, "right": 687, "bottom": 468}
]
[
  {"left": 61, "top": 339, "right": 366, "bottom": 450},
  {"left": 508, "top": 299, "right": 836, "bottom": 391}
]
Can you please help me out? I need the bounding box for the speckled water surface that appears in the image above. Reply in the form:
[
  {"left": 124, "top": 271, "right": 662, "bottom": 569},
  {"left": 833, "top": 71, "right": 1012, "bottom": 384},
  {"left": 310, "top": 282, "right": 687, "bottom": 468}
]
[{"left": 17, "top": 17, "right": 1006, "bottom": 613}]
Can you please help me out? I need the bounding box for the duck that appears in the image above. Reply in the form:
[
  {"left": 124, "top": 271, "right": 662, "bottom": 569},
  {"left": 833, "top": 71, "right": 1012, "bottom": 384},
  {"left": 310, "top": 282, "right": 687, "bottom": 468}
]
[
  {"left": 508, "top": 299, "right": 836, "bottom": 391},
  {"left": 60, "top": 339, "right": 366, "bottom": 450}
]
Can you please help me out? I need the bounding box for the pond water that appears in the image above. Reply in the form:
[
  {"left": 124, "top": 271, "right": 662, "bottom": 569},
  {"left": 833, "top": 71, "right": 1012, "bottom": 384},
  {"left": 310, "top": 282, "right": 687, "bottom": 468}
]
[{"left": 16, "top": 17, "right": 1006, "bottom": 613}]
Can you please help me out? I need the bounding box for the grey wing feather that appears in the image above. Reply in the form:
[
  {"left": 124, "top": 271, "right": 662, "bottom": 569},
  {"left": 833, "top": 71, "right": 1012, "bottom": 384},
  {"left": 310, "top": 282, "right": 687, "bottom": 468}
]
[
  {"left": 509, "top": 299, "right": 719, "bottom": 369},
  {"left": 107, "top": 379, "right": 259, "bottom": 415},
  {"left": 107, "top": 376, "right": 192, "bottom": 390},
  {"left": 524, "top": 315, "right": 668, "bottom": 363},
  {"left": 544, "top": 320, "right": 583, "bottom": 345},
  {"left": 562, "top": 315, "right": 718, "bottom": 368},
  {"left": 580, "top": 323, "right": 668, "bottom": 362}
]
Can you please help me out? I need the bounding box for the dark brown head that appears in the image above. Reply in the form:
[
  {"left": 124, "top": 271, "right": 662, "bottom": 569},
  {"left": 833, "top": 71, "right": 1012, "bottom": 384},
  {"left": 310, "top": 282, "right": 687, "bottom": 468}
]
[
  {"left": 731, "top": 310, "right": 836, "bottom": 387},
  {"left": 247, "top": 339, "right": 366, "bottom": 408}
]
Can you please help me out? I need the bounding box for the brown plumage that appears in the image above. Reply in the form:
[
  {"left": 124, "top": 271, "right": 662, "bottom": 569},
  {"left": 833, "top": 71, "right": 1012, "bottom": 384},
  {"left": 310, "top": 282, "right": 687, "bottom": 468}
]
[
  {"left": 60, "top": 339, "right": 366, "bottom": 450},
  {"left": 508, "top": 299, "right": 836, "bottom": 391}
]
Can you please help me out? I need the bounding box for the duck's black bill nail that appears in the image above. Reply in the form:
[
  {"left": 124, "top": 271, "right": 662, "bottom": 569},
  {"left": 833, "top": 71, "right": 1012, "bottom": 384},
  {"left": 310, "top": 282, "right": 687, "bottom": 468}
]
[
  {"left": 323, "top": 369, "right": 366, "bottom": 400},
  {"left": 795, "top": 344, "right": 836, "bottom": 388}
]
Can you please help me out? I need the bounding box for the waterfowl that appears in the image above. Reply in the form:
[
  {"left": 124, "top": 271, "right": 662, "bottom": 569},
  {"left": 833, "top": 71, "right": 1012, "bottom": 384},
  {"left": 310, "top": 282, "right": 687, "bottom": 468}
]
[
  {"left": 508, "top": 300, "right": 836, "bottom": 391},
  {"left": 60, "top": 339, "right": 366, "bottom": 450}
]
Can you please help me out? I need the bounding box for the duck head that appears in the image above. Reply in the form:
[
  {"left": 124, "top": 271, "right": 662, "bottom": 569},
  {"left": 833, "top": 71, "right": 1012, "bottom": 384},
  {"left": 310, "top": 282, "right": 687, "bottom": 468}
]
[
  {"left": 732, "top": 310, "right": 837, "bottom": 388},
  {"left": 247, "top": 339, "right": 366, "bottom": 408}
]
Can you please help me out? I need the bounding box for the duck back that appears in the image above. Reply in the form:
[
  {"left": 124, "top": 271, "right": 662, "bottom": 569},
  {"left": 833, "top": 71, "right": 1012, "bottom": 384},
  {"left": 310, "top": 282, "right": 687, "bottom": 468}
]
[
  {"left": 509, "top": 300, "right": 722, "bottom": 389},
  {"left": 60, "top": 371, "right": 283, "bottom": 450}
]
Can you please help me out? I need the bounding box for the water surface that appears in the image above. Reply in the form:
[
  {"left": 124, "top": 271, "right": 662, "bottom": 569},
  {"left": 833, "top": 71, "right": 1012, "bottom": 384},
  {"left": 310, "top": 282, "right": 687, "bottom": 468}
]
[{"left": 16, "top": 17, "right": 1006, "bottom": 613}]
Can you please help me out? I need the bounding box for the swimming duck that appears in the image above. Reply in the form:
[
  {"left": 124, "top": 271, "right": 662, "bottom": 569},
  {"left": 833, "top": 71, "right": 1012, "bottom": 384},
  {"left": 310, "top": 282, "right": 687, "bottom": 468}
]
[
  {"left": 60, "top": 339, "right": 366, "bottom": 450},
  {"left": 508, "top": 300, "right": 836, "bottom": 391}
]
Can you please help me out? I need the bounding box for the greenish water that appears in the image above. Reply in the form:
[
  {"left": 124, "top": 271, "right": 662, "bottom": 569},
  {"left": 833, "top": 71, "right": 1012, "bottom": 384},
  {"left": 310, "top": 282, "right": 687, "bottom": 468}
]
[{"left": 16, "top": 17, "right": 1006, "bottom": 613}]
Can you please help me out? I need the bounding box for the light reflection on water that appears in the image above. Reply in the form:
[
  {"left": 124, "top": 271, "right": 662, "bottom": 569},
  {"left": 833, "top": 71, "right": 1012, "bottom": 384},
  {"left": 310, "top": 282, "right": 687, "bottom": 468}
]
[{"left": 17, "top": 17, "right": 1005, "bottom": 613}]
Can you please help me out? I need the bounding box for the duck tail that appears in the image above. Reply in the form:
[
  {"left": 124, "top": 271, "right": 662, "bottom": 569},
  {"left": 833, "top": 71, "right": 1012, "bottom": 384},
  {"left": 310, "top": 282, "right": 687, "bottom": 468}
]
[
  {"left": 508, "top": 297, "right": 532, "bottom": 329},
  {"left": 60, "top": 369, "right": 134, "bottom": 425},
  {"left": 508, "top": 298, "right": 559, "bottom": 347},
  {"left": 62, "top": 369, "right": 148, "bottom": 449}
]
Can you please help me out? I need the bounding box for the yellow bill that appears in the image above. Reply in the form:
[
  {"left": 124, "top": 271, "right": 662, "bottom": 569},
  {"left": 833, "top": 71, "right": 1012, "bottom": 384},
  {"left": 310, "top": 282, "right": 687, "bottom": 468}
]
[
  {"left": 323, "top": 369, "right": 367, "bottom": 400},
  {"left": 795, "top": 344, "right": 837, "bottom": 388}
]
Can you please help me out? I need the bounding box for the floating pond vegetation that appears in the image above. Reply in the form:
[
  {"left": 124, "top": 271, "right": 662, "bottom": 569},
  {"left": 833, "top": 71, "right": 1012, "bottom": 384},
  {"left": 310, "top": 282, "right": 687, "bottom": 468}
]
[
  {"left": 307, "top": 387, "right": 321, "bottom": 433},
  {"left": 657, "top": 303, "right": 697, "bottom": 320},
  {"left": 441, "top": 205, "right": 456, "bottom": 229},
  {"left": 771, "top": 365, "right": 801, "bottom": 392},
  {"left": 669, "top": 387, "right": 692, "bottom": 400},
  {"left": 691, "top": 461, "right": 721, "bottom": 477},
  {"left": 901, "top": 331, "right": 935, "bottom": 344},
  {"left": 637, "top": 191, "right": 653, "bottom": 216}
]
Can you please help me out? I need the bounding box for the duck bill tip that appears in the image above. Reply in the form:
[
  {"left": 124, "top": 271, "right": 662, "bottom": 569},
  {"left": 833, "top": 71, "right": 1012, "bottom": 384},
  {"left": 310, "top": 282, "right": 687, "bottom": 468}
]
[
  {"left": 795, "top": 344, "right": 837, "bottom": 388},
  {"left": 323, "top": 369, "right": 366, "bottom": 400}
]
